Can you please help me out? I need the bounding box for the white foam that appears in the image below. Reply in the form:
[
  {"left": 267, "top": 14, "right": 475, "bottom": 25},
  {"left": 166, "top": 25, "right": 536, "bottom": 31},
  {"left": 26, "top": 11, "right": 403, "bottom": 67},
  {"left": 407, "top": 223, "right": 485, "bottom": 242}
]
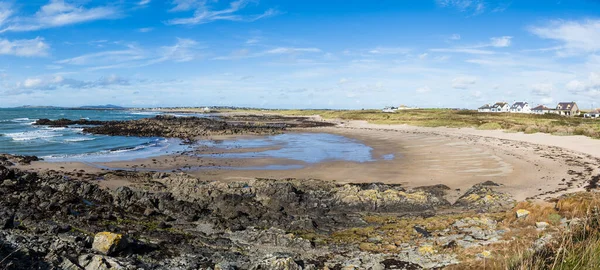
[
  {"left": 130, "top": 111, "right": 162, "bottom": 116},
  {"left": 64, "top": 137, "right": 95, "bottom": 142},
  {"left": 5, "top": 130, "right": 63, "bottom": 141}
]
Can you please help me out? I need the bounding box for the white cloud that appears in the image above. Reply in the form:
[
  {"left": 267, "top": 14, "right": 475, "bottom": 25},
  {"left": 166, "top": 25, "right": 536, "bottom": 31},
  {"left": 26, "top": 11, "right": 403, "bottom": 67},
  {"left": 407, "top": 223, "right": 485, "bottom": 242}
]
[
  {"left": 267, "top": 47, "right": 321, "bottom": 54},
  {"left": 0, "top": 37, "right": 49, "bottom": 57},
  {"left": 450, "top": 33, "right": 461, "bottom": 40},
  {"left": 1, "top": 0, "right": 120, "bottom": 33},
  {"left": 490, "top": 36, "right": 512, "bottom": 47},
  {"left": 246, "top": 38, "right": 260, "bottom": 44},
  {"left": 138, "top": 0, "right": 151, "bottom": 6},
  {"left": 18, "top": 74, "right": 129, "bottom": 90},
  {"left": 169, "top": 0, "right": 202, "bottom": 12},
  {"left": 138, "top": 27, "right": 153, "bottom": 33},
  {"left": 416, "top": 86, "right": 431, "bottom": 93},
  {"left": 0, "top": 3, "right": 12, "bottom": 27},
  {"left": 418, "top": 53, "right": 428, "bottom": 59},
  {"left": 56, "top": 38, "right": 204, "bottom": 70},
  {"left": 529, "top": 19, "right": 600, "bottom": 56},
  {"left": 437, "top": 0, "right": 486, "bottom": 15},
  {"left": 368, "top": 47, "right": 411, "bottom": 55},
  {"left": 154, "top": 38, "right": 202, "bottom": 62},
  {"left": 452, "top": 76, "right": 477, "bottom": 89},
  {"left": 166, "top": 0, "right": 278, "bottom": 25},
  {"left": 565, "top": 72, "right": 600, "bottom": 97},
  {"left": 56, "top": 48, "right": 145, "bottom": 65},
  {"left": 531, "top": 83, "right": 553, "bottom": 96},
  {"left": 541, "top": 97, "right": 554, "bottom": 104},
  {"left": 214, "top": 47, "right": 321, "bottom": 60},
  {"left": 431, "top": 48, "right": 495, "bottom": 55}
]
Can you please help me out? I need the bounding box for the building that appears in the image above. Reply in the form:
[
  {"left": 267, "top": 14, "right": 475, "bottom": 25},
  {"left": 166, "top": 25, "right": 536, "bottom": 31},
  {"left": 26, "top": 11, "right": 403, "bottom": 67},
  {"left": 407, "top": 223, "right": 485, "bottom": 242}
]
[
  {"left": 584, "top": 109, "right": 600, "bottom": 118},
  {"left": 478, "top": 104, "right": 491, "bottom": 113},
  {"left": 555, "top": 102, "right": 580, "bottom": 116},
  {"left": 510, "top": 102, "right": 531, "bottom": 113},
  {"left": 382, "top": 106, "right": 398, "bottom": 113},
  {"left": 490, "top": 102, "right": 510, "bottom": 113},
  {"left": 531, "top": 105, "right": 554, "bottom": 115}
]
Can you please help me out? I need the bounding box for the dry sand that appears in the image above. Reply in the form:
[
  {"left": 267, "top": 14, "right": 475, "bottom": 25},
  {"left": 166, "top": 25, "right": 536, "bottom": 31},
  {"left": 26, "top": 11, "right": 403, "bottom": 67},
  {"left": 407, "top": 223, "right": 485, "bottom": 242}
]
[{"left": 18, "top": 120, "right": 600, "bottom": 203}]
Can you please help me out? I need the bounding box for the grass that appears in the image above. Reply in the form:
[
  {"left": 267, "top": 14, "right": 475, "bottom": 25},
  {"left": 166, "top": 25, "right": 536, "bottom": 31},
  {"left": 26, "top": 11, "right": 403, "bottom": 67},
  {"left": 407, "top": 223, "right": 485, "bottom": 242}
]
[
  {"left": 456, "top": 192, "right": 600, "bottom": 270},
  {"left": 219, "top": 108, "right": 600, "bottom": 139}
]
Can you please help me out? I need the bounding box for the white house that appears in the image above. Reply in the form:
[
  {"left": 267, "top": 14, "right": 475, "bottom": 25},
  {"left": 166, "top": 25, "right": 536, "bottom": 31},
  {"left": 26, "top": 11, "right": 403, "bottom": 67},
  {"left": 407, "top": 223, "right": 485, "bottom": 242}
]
[
  {"left": 555, "top": 102, "right": 581, "bottom": 116},
  {"left": 382, "top": 106, "right": 398, "bottom": 113},
  {"left": 510, "top": 102, "right": 531, "bottom": 113},
  {"left": 584, "top": 109, "right": 600, "bottom": 118},
  {"left": 490, "top": 102, "right": 510, "bottom": 113},
  {"left": 478, "top": 104, "right": 491, "bottom": 113},
  {"left": 531, "top": 105, "right": 554, "bottom": 115}
]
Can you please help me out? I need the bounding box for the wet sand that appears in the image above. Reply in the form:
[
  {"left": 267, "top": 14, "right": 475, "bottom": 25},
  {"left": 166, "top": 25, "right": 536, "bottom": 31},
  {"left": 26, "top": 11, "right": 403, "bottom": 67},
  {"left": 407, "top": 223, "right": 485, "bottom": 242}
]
[{"left": 18, "top": 120, "right": 600, "bottom": 203}]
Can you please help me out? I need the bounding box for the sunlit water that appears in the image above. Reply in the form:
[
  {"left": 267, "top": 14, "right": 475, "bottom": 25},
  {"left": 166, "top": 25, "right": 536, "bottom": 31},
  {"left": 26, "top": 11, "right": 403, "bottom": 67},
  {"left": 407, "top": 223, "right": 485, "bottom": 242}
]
[{"left": 0, "top": 108, "right": 394, "bottom": 168}]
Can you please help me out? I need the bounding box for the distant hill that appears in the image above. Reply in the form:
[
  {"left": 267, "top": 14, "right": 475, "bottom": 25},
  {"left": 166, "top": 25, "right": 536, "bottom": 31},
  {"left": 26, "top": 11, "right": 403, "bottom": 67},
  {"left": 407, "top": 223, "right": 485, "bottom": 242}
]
[
  {"left": 16, "top": 105, "right": 62, "bottom": 109},
  {"left": 77, "top": 104, "right": 126, "bottom": 110}
]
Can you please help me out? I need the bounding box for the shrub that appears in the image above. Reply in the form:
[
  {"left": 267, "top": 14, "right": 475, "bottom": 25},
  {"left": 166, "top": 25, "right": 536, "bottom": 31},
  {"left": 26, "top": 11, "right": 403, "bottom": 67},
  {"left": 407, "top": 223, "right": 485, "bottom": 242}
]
[{"left": 478, "top": 122, "right": 503, "bottom": 130}]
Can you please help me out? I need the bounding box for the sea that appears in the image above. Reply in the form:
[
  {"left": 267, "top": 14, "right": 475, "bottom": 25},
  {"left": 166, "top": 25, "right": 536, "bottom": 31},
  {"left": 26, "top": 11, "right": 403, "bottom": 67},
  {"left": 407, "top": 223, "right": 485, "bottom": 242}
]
[
  {"left": 0, "top": 108, "right": 189, "bottom": 162},
  {"left": 0, "top": 108, "right": 389, "bottom": 166}
]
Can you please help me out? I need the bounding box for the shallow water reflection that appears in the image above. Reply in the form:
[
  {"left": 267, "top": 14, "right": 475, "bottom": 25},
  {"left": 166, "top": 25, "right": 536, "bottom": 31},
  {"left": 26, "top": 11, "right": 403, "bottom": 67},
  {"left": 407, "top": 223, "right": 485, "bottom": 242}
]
[{"left": 195, "top": 133, "right": 386, "bottom": 164}]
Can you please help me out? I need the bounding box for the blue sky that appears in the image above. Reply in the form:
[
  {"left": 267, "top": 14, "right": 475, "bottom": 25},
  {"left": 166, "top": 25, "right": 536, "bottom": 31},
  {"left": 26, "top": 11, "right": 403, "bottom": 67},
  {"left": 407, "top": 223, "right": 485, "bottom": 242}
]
[{"left": 1, "top": 0, "right": 600, "bottom": 109}]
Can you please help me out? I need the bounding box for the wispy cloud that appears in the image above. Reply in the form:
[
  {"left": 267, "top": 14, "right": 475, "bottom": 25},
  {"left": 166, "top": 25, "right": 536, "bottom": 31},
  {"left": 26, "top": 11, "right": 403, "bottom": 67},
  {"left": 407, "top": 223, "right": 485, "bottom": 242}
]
[
  {"left": 529, "top": 19, "right": 600, "bottom": 56},
  {"left": 0, "top": 37, "right": 50, "bottom": 57},
  {"left": 56, "top": 38, "right": 204, "bottom": 71},
  {"left": 489, "top": 36, "right": 512, "bottom": 47},
  {"left": 437, "top": 0, "right": 486, "bottom": 16},
  {"left": 430, "top": 48, "right": 495, "bottom": 55},
  {"left": 0, "top": 0, "right": 120, "bottom": 33},
  {"left": 138, "top": 0, "right": 151, "bottom": 6},
  {"left": 0, "top": 2, "right": 12, "bottom": 27},
  {"left": 416, "top": 86, "right": 431, "bottom": 93},
  {"left": 17, "top": 74, "right": 129, "bottom": 90},
  {"left": 452, "top": 76, "right": 477, "bottom": 89},
  {"left": 431, "top": 35, "right": 512, "bottom": 55},
  {"left": 368, "top": 47, "right": 411, "bottom": 55},
  {"left": 531, "top": 83, "right": 554, "bottom": 96},
  {"left": 214, "top": 47, "right": 321, "bottom": 60},
  {"left": 566, "top": 72, "right": 600, "bottom": 97},
  {"left": 166, "top": 0, "right": 278, "bottom": 25}
]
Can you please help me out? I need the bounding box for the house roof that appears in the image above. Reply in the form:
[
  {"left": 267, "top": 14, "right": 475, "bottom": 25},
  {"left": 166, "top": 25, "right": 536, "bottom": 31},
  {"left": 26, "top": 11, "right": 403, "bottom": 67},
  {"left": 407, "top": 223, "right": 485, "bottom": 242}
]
[
  {"left": 492, "top": 102, "right": 507, "bottom": 108},
  {"left": 511, "top": 102, "right": 528, "bottom": 109},
  {"left": 478, "top": 104, "right": 491, "bottom": 109},
  {"left": 532, "top": 105, "right": 552, "bottom": 111},
  {"left": 556, "top": 102, "right": 577, "bottom": 110},
  {"left": 586, "top": 109, "right": 600, "bottom": 114}
]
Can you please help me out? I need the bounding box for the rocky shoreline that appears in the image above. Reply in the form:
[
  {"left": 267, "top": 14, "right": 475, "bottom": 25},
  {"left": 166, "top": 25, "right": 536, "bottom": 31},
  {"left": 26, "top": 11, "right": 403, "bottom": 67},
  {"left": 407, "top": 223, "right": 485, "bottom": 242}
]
[
  {"left": 0, "top": 152, "right": 537, "bottom": 269},
  {"left": 34, "top": 114, "right": 334, "bottom": 142}
]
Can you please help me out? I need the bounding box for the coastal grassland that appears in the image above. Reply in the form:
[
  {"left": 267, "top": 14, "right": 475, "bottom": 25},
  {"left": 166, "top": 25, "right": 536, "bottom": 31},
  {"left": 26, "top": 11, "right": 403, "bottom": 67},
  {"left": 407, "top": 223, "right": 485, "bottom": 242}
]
[
  {"left": 454, "top": 192, "right": 600, "bottom": 270},
  {"left": 224, "top": 108, "right": 600, "bottom": 138}
]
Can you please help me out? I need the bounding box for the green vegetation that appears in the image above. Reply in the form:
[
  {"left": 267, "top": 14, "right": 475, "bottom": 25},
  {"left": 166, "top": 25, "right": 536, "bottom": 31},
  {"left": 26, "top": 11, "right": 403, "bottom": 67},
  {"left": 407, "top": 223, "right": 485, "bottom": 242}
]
[{"left": 223, "top": 109, "right": 600, "bottom": 139}]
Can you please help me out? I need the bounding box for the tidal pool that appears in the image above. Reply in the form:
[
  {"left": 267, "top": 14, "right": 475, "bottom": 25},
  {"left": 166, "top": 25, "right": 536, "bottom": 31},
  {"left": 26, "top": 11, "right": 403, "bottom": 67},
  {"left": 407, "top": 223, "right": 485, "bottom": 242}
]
[{"left": 194, "top": 133, "right": 387, "bottom": 164}]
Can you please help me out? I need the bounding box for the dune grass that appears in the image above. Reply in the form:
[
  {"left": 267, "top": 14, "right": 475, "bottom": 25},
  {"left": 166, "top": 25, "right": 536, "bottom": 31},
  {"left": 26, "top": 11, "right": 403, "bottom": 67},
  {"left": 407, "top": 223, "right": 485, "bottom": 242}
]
[
  {"left": 454, "top": 192, "right": 600, "bottom": 270},
  {"left": 219, "top": 108, "right": 600, "bottom": 139}
]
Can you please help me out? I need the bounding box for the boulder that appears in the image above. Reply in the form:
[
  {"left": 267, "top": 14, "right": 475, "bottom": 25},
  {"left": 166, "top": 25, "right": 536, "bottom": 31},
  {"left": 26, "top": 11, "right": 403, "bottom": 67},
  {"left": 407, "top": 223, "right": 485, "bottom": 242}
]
[
  {"left": 252, "top": 254, "right": 302, "bottom": 270},
  {"left": 516, "top": 209, "right": 530, "bottom": 219},
  {"left": 454, "top": 182, "right": 514, "bottom": 211},
  {"left": 92, "top": 232, "right": 127, "bottom": 255}
]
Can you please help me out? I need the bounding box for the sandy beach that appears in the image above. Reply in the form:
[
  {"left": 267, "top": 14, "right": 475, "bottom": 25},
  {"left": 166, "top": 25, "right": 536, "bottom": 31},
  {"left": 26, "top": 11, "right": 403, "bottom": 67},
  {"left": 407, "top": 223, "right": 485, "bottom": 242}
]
[{"left": 17, "top": 118, "right": 600, "bottom": 203}]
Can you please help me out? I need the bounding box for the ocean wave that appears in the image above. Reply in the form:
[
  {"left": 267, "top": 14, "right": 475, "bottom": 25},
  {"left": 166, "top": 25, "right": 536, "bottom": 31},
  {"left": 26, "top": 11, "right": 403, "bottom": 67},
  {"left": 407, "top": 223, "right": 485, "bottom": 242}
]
[
  {"left": 130, "top": 111, "right": 162, "bottom": 116},
  {"left": 64, "top": 137, "right": 95, "bottom": 142},
  {"left": 5, "top": 130, "right": 63, "bottom": 141},
  {"left": 11, "top": 117, "right": 30, "bottom": 122}
]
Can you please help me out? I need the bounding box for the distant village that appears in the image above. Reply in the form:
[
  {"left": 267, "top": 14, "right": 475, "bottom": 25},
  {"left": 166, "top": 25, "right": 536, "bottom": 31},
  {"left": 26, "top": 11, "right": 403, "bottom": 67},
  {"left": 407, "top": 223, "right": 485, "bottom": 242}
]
[
  {"left": 382, "top": 102, "right": 600, "bottom": 118},
  {"left": 477, "top": 101, "right": 600, "bottom": 118}
]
